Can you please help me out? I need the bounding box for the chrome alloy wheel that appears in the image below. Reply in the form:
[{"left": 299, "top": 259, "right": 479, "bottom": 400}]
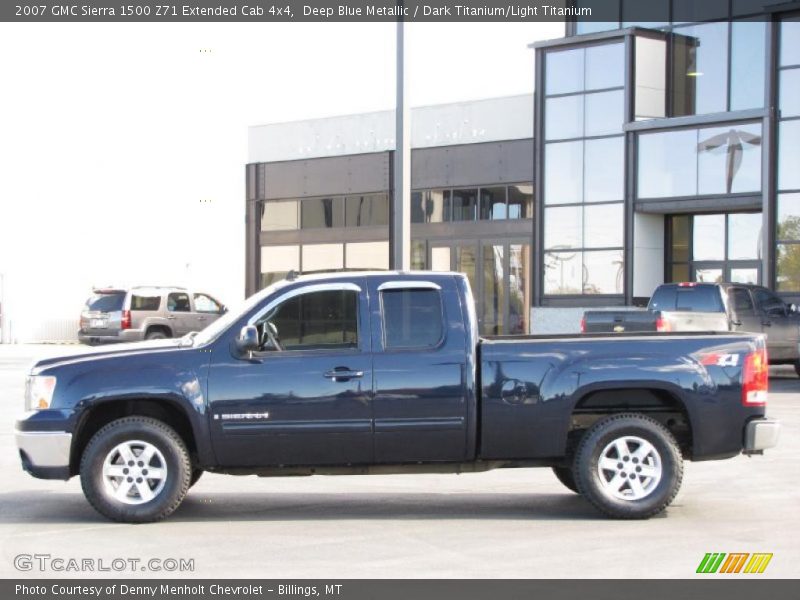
[
  {"left": 597, "top": 435, "right": 662, "bottom": 501},
  {"left": 102, "top": 440, "right": 168, "bottom": 505}
]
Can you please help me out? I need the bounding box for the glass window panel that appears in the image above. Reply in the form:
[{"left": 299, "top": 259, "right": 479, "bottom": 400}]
[
  {"left": 777, "top": 193, "right": 800, "bottom": 242},
  {"left": 780, "top": 20, "right": 800, "bottom": 67},
  {"left": 727, "top": 213, "right": 762, "bottom": 260},
  {"left": 382, "top": 289, "right": 443, "bottom": 349},
  {"left": 260, "top": 273, "right": 286, "bottom": 289},
  {"left": 456, "top": 246, "right": 478, "bottom": 300},
  {"left": 673, "top": 0, "right": 729, "bottom": 22},
  {"left": 692, "top": 214, "right": 726, "bottom": 261},
  {"left": 730, "top": 20, "right": 766, "bottom": 111},
  {"left": 777, "top": 244, "right": 800, "bottom": 291},
  {"left": 269, "top": 290, "right": 358, "bottom": 350},
  {"left": 544, "top": 251, "right": 582, "bottom": 295},
  {"left": 671, "top": 22, "right": 729, "bottom": 116},
  {"left": 261, "top": 200, "right": 298, "bottom": 231},
  {"left": 583, "top": 250, "right": 624, "bottom": 294},
  {"left": 731, "top": 269, "right": 758, "bottom": 285},
  {"left": 508, "top": 184, "right": 533, "bottom": 219},
  {"left": 577, "top": 21, "right": 619, "bottom": 35},
  {"left": 584, "top": 203, "right": 624, "bottom": 248},
  {"left": 261, "top": 245, "right": 300, "bottom": 273},
  {"left": 779, "top": 68, "right": 800, "bottom": 118},
  {"left": 694, "top": 268, "right": 724, "bottom": 284},
  {"left": 635, "top": 36, "right": 667, "bottom": 120},
  {"left": 345, "top": 241, "right": 389, "bottom": 270},
  {"left": 452, "top": 188, "right": 478, "bottom": 221},
  {"left": 479, "top": 187, "right": 508, "bottom": 220},
  {"left": 482, "top": 245, "right": 505, "bottom": 335},
  {"left": 545, "top": 206, "right": 583, "bottom": 250},
  {"left": 671, "top": 216, "right": 691, "bottom": 262},
  {"left": 167, "top": 293, "right": 191, "bottom": 313},
  {"left": 509, "top": 244, "right": 531, "bottom": 334},
  {"left": 546, "top": 48, "right": 584, "bottom": 95},
  {"left": 779, "top": 120, "right": 800, "bottom": 191},
  {"left": 545, "top": 141, "right": 583, "bottom": 204},
  {"left": 411, "top": 191, "right": 425, "bottom": 223},
  {"left": 697, "top": 123, "right": 762, "bottom": 195},
  {"left": 638, "top": 129, "right": 698, "bottom": 198},
  {"left": 622, "top": 0, "right": 668, "bottom": 26},
  {"left": 301, "top": 197, "right": 344, "bottom": 229},
  {"left": 671, "top": 263, "right": 690, "bottom": 283},
  {"left": 302, "top": 243, "right": 343, "bottom": 273},
  {"left": 584, "top": 90, "right": 624, "bottom": 136},
  {"left": 411, "top": 240, "right": 426, "bottom": 270},
  {"left": 431, "top": 247, "right": 451, "bottom": 271},
  {"left": 584, "top": 137, "right": 624, "bottom": 202},
  {"left": 585, "top": 43, "right": 624, "bottom": 90},
  {"left": 345, "top": 194, "right": 388, "bottom": 227},
  {"left": 545, "top": 95, "right": 584, "bottom": 140},
  {"left": 576, "top": 0, "right": 619, "bottom": 28}
]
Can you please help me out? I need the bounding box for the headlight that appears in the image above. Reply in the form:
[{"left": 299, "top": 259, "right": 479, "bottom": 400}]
[{"left": 25, "top": 375, "right": 57, "bottom": 411}]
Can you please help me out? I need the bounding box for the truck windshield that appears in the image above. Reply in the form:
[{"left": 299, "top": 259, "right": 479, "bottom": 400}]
[
  {"left": 85, "top": 292, "right": 125, "bottom": 312},
  {"left": 649, "top": 285, "right": 723, "bottom": 313}
]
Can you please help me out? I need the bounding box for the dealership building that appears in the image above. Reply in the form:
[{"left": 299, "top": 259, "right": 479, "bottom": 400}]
[{"left": 247, "top": 4, "right": 800, "bottom": 334}]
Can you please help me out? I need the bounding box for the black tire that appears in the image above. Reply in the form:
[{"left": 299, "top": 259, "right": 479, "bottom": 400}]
[
  {"left": 552, "top": 465, "right": 579, "bottom": 493},
  {"left": 573, "top": 413, "right": 683, "bottom": 519},
  {"left": 80, "top": 416, "right": 191, "bottom": 523},
  {"left": 189, "top": 468, "right": 203, "bottom": 488},
  {"left": 145, "top": 329, "right": 169, "bottom": 341}
]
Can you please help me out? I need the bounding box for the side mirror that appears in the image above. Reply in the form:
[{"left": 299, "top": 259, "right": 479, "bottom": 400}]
[{"left": 235, "top": 325, "right": 259, "bottom": 354}]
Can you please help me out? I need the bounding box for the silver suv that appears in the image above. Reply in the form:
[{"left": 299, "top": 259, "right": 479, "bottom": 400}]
[{"left": 78, "top": 286, "right": 226, "bottom": 345}]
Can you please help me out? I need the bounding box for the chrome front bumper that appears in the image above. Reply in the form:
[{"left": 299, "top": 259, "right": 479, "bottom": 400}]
[
  {"left": 15, "top": 429, "right": 72, "bottom": 479},
  {"left": 743, "top": 419, "right": 780, "bottom": 455}
]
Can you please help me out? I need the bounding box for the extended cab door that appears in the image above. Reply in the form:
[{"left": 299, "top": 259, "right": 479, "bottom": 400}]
[
  {"left": 191, "top": 292, "right": 225, "bottom": 331},
  {"left": 753, "top": 287, "right": 798, "bottom": 360},
  {"left": 368, "top": 276, "right": 470, "bottom": 463},
  {"left": 207, "top": 279, "right": 374, "bottom": 467}
]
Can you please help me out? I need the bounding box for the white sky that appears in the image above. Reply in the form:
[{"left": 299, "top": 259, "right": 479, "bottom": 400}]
[{"left": 0, "top": 21, "right": 563, "bottom": 338}]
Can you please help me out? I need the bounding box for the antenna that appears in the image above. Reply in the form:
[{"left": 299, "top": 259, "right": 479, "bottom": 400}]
[{"left": 286, "top": 270, "right": 299, "bottom": 281}]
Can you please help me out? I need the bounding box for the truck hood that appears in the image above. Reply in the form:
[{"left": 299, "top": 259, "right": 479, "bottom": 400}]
[{"left": 31, "top": 338, "right": 194, "bottom": 373}]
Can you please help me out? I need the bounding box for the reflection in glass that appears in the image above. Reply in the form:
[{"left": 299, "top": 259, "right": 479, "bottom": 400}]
[
  {"left": 545, "top": 141, "right": 583, "bottom": 204},
  {"left": 546, "top": 95, "right": 583, "bottom": 140},
  {"left": 411, "top": 192, "right": 425, "bottom": 223},
  {"left": 672, "top": 263, "right": 690, "bottom": 283},
  {"left": 671, "top": 216, "right": 690, "bottom": 262},
  {"left": 509, "top": 244, "right": 531, "bottom": 334},
  {"left": 413, "top": 190, "right": 451, "bottom": 223},
  {"left": 779, "top": 120, "right": 800, "bottom": 192},
  {"left": 673, "top": 0, "right": 729, "bottom": 23},
  {"left": 482, "top": 245, "right": 504, "bottom": 335},
  {"left": 777, "top": 244, "right": 800, "bottom": 291},
  {"left": 638, "top": 129, "right": 697, "bottom": 198},
  {"left": 622, "top": 0, "right": 668, "bottom": 27},
  {"left": 695, "top": 268, "right": 723, "bottom": 284},
  {"left": 693, "top": 214, "right": 725, "bottom": 261},
  {"left": 431, "top": 247, "right": 451, "bottom": 272},
  {"left": 576, "top": 20, "right": 617, "bottom": 35},
  {"left": 479, "top": 187, "right": 507, "bottom": 220},
  {"left": 345, "top": 194, "right": 389, "bottom": 227},
  {"left": 301, "top": 197, "right": 344, "bottom": 229},
  {"left": 544, "top": 251, "right": 582, "bottom": 295},
  {"left": 584, "top": 137, "right": 624, "bottom": 202},
  {"left": 671, "top": 22, "right": 729, "bottom": 116},
  {"left": 780, "top": 20, "right": 800, "bottom": 67},
  {"left": 780, "top": 69, "right": 800, "bottom": 119},
  {"left": 583, "top": 250, "right": 624, "bottom": 294},
  {"left": 584, "top": 203, "right": 624, "bottom": 248},
  {"left": 452, "top": 188, "right": 478, "bottom": 221},
  {"left": 545, "top": 206, "right": 582, "bottom": 250},
  {"left": 261, "top": 200, "right": 299, "bottom": 231},
  {"left": 508, "top": 185, "right": 533, "bottom": 219},
  {"left": 635, "top": 36, "right": 667, "bottom": 120},
  {"left": 456, "top": 246, "right": 478, "bottom": 302},
  {"left": 411, "top": 240, "right": 426, "bottom": 270},
  {"left": 730, "top": 20, "right": 766, "bottom": 111},
  {"left": 697, "top": 124, "right": 762, "bottom": 195},
  {"left": 731, "top": 269, "right": 758, "bottom": 284},
  {"left": 585, "top": 90, "right": 624, "bottom": 137},
  {"left": 727, "top": 213, "right": 762, "bottom": 260},
  {"left": 546, "top": 48, "right": 584, "bottom": 95},
  {"left": 585, "top": 43, "right": 624, "bottom": 90},
  {"left": 778, "top": 194, "right": 800, "bottom": 242}
]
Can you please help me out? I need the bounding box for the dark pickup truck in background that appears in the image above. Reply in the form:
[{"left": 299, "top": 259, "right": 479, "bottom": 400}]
[
  {"left": 16, "top": 272, "right": 779, "bottom": 523},
  {"left": 583, "top": 283, "right": 800, "bottom": 375}
]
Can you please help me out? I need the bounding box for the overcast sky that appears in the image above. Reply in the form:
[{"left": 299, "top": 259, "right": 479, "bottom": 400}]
[{"left": 0, "top": 21, "right": 563, "bottom": 337}]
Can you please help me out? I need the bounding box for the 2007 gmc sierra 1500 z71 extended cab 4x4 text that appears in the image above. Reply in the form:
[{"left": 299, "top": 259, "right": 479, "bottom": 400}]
[{"left": 16, "top": 272, "right": 780, "bottom": 522}]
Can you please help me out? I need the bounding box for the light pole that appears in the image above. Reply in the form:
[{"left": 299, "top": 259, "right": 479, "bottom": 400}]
[{"left": 391, "top": 8, "right": 410, "bottom": 271}]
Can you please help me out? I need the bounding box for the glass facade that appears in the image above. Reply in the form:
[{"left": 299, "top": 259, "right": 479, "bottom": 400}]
[
  {"left": 411, "top": 184, "right": 531, "bottom": 223},
  {"left": 261, "top": 193, "right": 389, "bottom": 232}
]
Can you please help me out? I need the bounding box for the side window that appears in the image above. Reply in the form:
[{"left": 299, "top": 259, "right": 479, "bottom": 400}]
[
  {"left": 381, "top": 289, "right": 443, "bottom": 349},
  {"left": 193, "top": 293, "right": 221, "bottom": 313},
  {"left": 130, "top": 295, "right": 160, "bottom": 311},
  {"left": 167, "top": 292, "right": 191, "bottom": 312},
  {"left": 261, "top": 289, "right": 358, "bottom": 351},
  {"left": 730, "top": 288, "right": 755, "bottom": 316},
  {"left": 754, "top": 289, "right": 786, "bottom": 317}
]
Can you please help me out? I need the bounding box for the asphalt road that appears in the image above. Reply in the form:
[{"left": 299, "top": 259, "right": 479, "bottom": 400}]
[{"left": 0, "top": 344, "right": 798, "bottom": 579}]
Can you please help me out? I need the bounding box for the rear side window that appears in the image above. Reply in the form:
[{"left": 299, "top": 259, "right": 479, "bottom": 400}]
[
  {"left": 382, "top": 289, "right": 443, "bottom": 349},
  {"left": 85, "top": 292, "right": 125, "bottom": 312},
  {"left": 730, "top": 288, "right": 755, "bottom": 315},
  {"left": 130, "top": 295, "right": 160, "bottom": 311}
]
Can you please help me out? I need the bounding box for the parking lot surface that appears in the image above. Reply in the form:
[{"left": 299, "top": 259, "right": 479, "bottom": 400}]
[{"left": 1, "top": 344, "right": 798, "bottom": 578}]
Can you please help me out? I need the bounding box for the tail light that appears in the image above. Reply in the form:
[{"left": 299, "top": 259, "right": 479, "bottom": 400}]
[
  {"left": 121, "top": 310, "right": 132, "bottom": 330},
  {"left": 655, "top": 316, "right": 671, "bottom": 332},
  {"left": 742, "top": 347, "right": 768, "bottom": 406},
  {"left": 580, "top": 316, "right": 586, "bottom": 333}
]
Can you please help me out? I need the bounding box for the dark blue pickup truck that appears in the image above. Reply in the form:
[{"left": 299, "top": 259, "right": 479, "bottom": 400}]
[{"left": 16, "top": 272, "right": 779, "bottom": 523}]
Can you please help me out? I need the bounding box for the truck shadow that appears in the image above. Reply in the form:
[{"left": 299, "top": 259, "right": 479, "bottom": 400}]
[{"left": 0, "top": 490, "right": 610, "bottom": 524}]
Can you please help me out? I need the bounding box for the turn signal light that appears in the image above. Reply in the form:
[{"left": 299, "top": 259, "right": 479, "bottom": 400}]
[
  {"left": 580, "top": 317, "right": 586, "bottom": 333},
  {"left": 742, "top": 347, "right": 768, "bottom": 406},
  {"left": 655, "top": 316, "right": 671, "bottom": 332},
  {"left": 121, "top": 310, "right": 132, "bottom": 330}
]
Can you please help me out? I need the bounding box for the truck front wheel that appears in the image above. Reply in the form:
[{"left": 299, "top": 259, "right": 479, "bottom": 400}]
[
  {"left": 573, "top": 413, "right": 683, "bottom": 519},
  {"left": 80, "top": 416, "right": 191, "bottom": 523}
]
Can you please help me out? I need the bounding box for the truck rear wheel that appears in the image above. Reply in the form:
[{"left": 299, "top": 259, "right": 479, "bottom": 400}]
[
  {"left": 551, "top": 466, "right": 578, "bottom": 493},
  {"left": 80, "top": 416, "right": 191, "bottom": 523},
  {"left": 573, "top": 413, "right": 683, "bottom": 519}
]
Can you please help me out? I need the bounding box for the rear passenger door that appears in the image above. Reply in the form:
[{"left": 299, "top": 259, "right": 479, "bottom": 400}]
[
  {"left": 368, "top": 277, "right": 469, "bottom": 463},
  {"left": 166, "top": 291, "right": 194, "bottom": 336}
]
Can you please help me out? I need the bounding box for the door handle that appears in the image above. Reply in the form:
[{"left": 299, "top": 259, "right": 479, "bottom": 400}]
[
  {"left": 762, "top": 321, "right": 772, "bottom": 327},
  {"left": 324, "top": 368, "right": 364, "bottom": 381},
  {"left": 166, "top": 315, "right": 176, "bottom": 320},
  {"left": 731, "top": 320, "right": 742, "bottom": 327}
]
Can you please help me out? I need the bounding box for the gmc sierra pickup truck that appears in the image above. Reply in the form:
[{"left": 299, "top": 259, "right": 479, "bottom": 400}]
[{"left": 16, "top": 272, "right": 779, "bottom": 523}]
